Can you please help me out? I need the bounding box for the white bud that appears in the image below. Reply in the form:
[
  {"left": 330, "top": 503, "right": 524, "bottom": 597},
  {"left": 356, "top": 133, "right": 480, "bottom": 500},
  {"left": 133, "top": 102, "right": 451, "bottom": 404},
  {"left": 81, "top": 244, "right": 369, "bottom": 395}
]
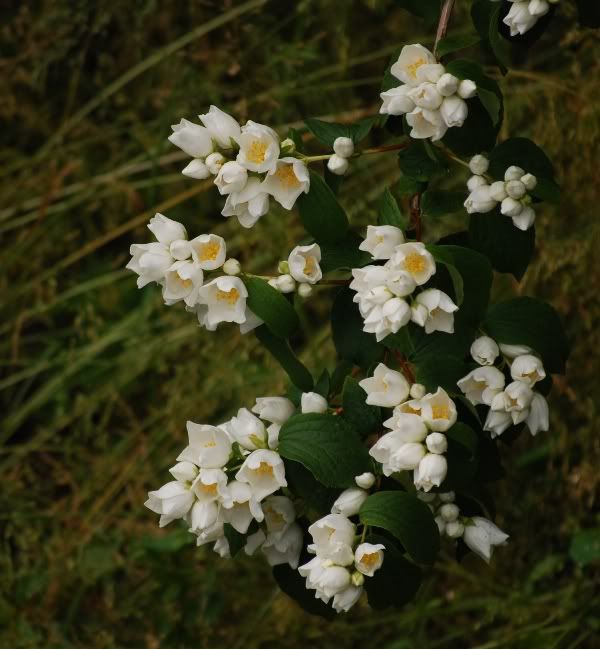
[
  {"left": 351, "top": 571, "right": 365, "bottom": 587},
  {"left": 410, "top": 383, "right": 426, "bottom": 400},
  {"left": 436, "top": 73, "right": 459, "bottom": 96},
  {"left": 276, "top": 274, "right": 296, "bottom": 294},
  {"left": 467, "top": 175, "right": 487, "bottom": 192},
  {"left": 529, "top": 0, "right": 550, "bottom": 16},
  {"left": 205, "top": 152, "right": 225, "bottom": 175},
  {"left": 182, "top": 159, "right": 211, "bottom": 179},
  {"left": 470, "top": 336, "right": 500, "bottom": 366},
  {"left": 489, "top": 180, "right": 508, "bottom": 202},
  {"left": 501, "top": 197, "right": 523, "bottom": 217},
  {"left": 426, "top": 432, "right": 448, "bottom": 455},
  {"left": 505, "top": 165, "right": 525, "bottom": 182},
  {"left": 268, "top": 278, "right": 279, "bottom": 289},
  {"left": 521, "top": 173, "right": 537, "bottom": 191},
  {"left": 512, "top": 205, "right": 536, "bottom": 231},
  {"left": 439, "top": 491, "right": 455, "bottom": 503},
  {"left": 445, "top": 520, "right": 465, "bottom": 538},
  {"left": 469, "top": 154, "right": 489, "bottom": 176},
  {"left": 434, "top": 515, "right": 446, "bottom": 534},
  {"left": 333, "top": 136, "right": 355, "bottom": 158},
  {"left": 457, "top": 79, "right": 477, "bottom": 99},
  {"left": 332, "top": 488, "right": 368, "bottom": 517},
  {"left": 327, "top": 154, "right": 349, "bottom": 176},
  {"left": 298, "top": 283, "right": 313, "bottom": 298},
  {"left": 280, "top": 137, "right": 296, "bottom": 153},
  {"left": 301, "top": 392, "right": 328, "bottom": 414},
  {"left": 170, "top": 239, "right": 191, "bottom": 261},
  {"left": 277, "top": 260, "right": 290, "bottom": 274},
  {"left": 223, "top": 258, "right": 241, "bottom": 276},
  {"left": 355, "top": 472, "right": 376, "bottom": 489},
  {"left": 440, "top": 503, "right": 460, "bottom": 522},
  {"left": 505, "top": 180, "right": 526, "bottom": 199}
]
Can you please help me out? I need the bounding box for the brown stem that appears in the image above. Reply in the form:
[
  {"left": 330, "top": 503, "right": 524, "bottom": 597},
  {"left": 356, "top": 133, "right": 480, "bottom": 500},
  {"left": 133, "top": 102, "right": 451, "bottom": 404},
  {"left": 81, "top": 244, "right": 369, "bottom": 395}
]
[
  {"left": 410, "top": 193, "right": 422, "bottom": 241},
  {"left": 434, "top": 0, "right": 456, "bottom": 56}
]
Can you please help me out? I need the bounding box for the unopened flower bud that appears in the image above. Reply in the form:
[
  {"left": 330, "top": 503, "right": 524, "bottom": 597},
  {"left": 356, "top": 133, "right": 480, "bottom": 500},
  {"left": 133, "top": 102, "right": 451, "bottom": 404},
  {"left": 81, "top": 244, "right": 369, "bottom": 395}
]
[
  {"left": 276, "top": 274, "right": 296, "bottom": 294},
  {"left": 469, "top": 154, "right": 489, "bottom": 176},
  {"left": 445, "top": 520, "right": 465, "bottom": 538},
  {"left": 434, "top": 515, "right": 446, "bottom": 534},
  {"left": 410, "top": 383, "right": 426, "bottom": 400},
  {"left": 426, "top": 432, "right": 448, "bottom": 455},
  {"left": 327, "top": 154, "right": 349, "bottom": 176},
  {"left": 223, "top": 258, "right": 241, "bottom": 276},
  {"left": 355, "top": 472, "right": 376, "bottom": 489},
  {"left": 436, "top": 72, "right": 459, "bottom": 97},
  {"left": 351, "top": 571, "right": 365, "bottom": 587},
  {"left": 301, "top": 392, "right": 328, "bottom": 414},
  {"left": 529, "top": 0, "right": 550, "bottom": 16},
  {"left": 298, "top": 283, "right": 313, "bottom": 298},
  {"left": 277, "top": 260, "right": 290, "bottom": 274},
  {"left": 170, "top": 239, "right": 191, "bottom": 261},
  {"left": 467, "top": 175, "right": 487, "bottom": 192},
  {"left": 333, "top": 136, "right": 354, "bottom": 158},
  {"left": 205, "top": 152, "right": 225, "bottom": 175},
  {"left": 457, "top": 79, "right": 477, "bottom": 99},
  {"left": 501, "top": 197, "right": 523, "bottom": 217},
  {"left": 440, "top": 503, "right": 460, "bottom": 522},
  {"left": 182, "top": 159, "right": 211, "bottom": 179},
  {"left": 439, "top": 491, "right": 455, "bottom": 503},
  {"left": 504, "top": 165, "right": 525, "bottom": 182},
  {"left": 505, "top": 180, "right": 526, "bottom": 199},
  {"left": 521, "top": 173, "right": 537, "bottom": 191},
  {"left": 280, "top": 137, "right": 296, "bottom": 154},
  {"left": 489, "top": 180, "right": 508, "bottom": 202}
]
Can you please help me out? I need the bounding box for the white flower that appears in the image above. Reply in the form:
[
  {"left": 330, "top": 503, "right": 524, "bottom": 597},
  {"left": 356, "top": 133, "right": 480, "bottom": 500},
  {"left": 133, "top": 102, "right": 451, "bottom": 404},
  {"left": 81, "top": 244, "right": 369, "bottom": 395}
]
[
  {"left": 471, "top": 336, "right": 500, "bottom": 366},
  {"left": 239, "top": 307, "right": 263, "bottom": 334},
  {"left": 504, "top": 1, "right": 538, "bottom": 36},
  {"left": 500, "top": 343, "right": 533, "bottom": 359},
  {"left": 262, "top": 495, "right": 296, "bottom": 539},
  {"left": 489, "top": 180, "right": 508, "bottom": 202},
  {"left": 188, "top": 233, "right": 226, "bottom": 271},
  {"left": 327, "top": 154, "right": 349, "bottom": 176},
  {"left": 148, "top": 213, "right": 187, "bottom": 245},
  {"left": 467, "top": 175, "right": 487, "bottom": 192},
  {"left": 440, "top": 95, "right": 468, "bottom": 128},
  {"left": 391, "top": 242, "right": 436, "bottom": 285},
  {"left": 354, "top": 543, "right": 385, "bottom": 577},
  {"left": 127, "top": 242, "right": 173, "bottom": 288},
  {"left": 530, "top": 0, "right": 550, "bottom": 17},
  {"left": 426, "top": 432, "right": 448, "bottom": 454},
  {"left": 191, "top": 468, "right": 229, "bottom": 504},
  {"left": 408, "top": 82, "right": 443, "bottom": 110},
  {"left": 236, "top": 120, "right": 280, "bottom": 173},
  {"left": 288, "top": 243, "right": 322, "bottom": 284},
  {"left": 437, "top": 73, "right": 459, "bottom": 97},
  {"left": 359, "top": 225, "right": 405, "bottom": 260},
  {"left": 510, "top": 354, "right": 546, "bottom": 386},
  {"left": 227, "top": 407, "right": 268, "bottom": 450},
  {"left": 386, "top": 269, "right": 417, "bottom": 297},
  {"left": 359, "top": 363, "right": 410, "bottom": 408},
  {"left": 272, "top": 274, "right": 296, "bottom": 294},
  {"left": 420, "top": 388, "right": 457, "bottom": 432},
  {"left": 406, "top": 107, "right": 448, "bottom": 141},
  {"left": 169, "top": 239, "right": 192, "bottom": 261},
  {"left": 261, "top": 157, "right": 310, "bottom": 210},
  {"left": 252, "top": 396, "right": 295, "bottom": 425},
  {"left": 505, "top": 165, "right": 525, "bottom": 182},
  {"left": 390, "top": 44, "right": 436, "bottom": 87},
  {"left": 457, "top": 79, "right": 477, "bottom": 99},
  {"left": 223, "top": 258, "right": 241, "bottom": 276},
  {"left": 189, "top": 500, "right": 219, "bottom": 532},
  {"left": 236, "top": 449, "right": 287, "bottom": 501},
  {"left": 198, "top": 105, "right": 241, "bottom": 149},
  {"left": 332, "top": 585, "right": 363, "bottom": 613},
  {"left": 222, "top": 177, "right": 270, "bottom": 228},
  {"left": 298, "top": 283, "right": 312, "bottom": 298},
  {"left": 483, "top": 409, "right": 513, "bottom": 438},
  {"left": 414, "top": 453, "right": 448, "bottom": 491},
  {"left": 333, "top": 136, "right": 354, "bottom": 158},
  {"left": 464, "top": 185, "right": 497, "bottom": 214},
  {"left": 469, "top": 154, "right": 489, "bottom": 176},
  {"left": 168, "top": 118, "right": 213, "bottom": 158},
  {"left": 355, "top": 472, "right": 376, "bottom": 489},
  {"left": 497, "top": 380, "right": 534, "bottom": 419},
  {"left": 197, "top": 276, "right": 248, "bottom": 328},
  {"left": 370, "top": 433, "right": 425, "bottom": 476},
  {"left": 363, "top": 298, "right": 412, "bottom": 341},
  {"left": 300, "top": 558, "right": 352, "bottom": 600},
  {"left": 307, "top": 514, "right": 356, "bottom": 565},
  {"left": 194, "top": 520, "right": 225, "bottom": 548},
  {"left": 205, "top": 152, "right": 225, "bottom": 175},
  {"left": 262, "top": 522, "right": 303, "bottom": 569},
  {"left": 332, "top": 488, "right": 368, "bottom": 517},
  {"left": 214, "top": 161, "right": 248, "bottom": 195},
  {"left": 266, "top": 423, "right": 281, "bottom": 449},
  {"left": 383, "top": 410, "right": 428, "bottom": 440},
  {"left": 505, "top": 179, "right": 527, "bottom": 200},
  {"left": 350, "top": 265, "right": 390, "bottom": 294},
  {"left": 458, "top": 366, "right": 506, "bottom": 406},
  {"left": 213, "top": 535, "right": 231, "bottom": 558},
  {"left": 244, "top": 529, "right": 266, "bottom": 556},
  {"left": 413, "top": 289, "right": 458, "bottom": 334},
  {"left": 379, "top": 86, "right": 415, "bottom": 115},
  {"left": 501, "top": 197, "right": 523, "bottom": 218},
  {"left": 145, "top": 481, "right": 194, "bottom": 527},
  {"left": 521, "top": 173, "right": 537, "bottom": 191},
  {"left": 177, "top": 421, "right": 232, "bottom": 468},
  {"left": 526, "top": 393, "right": 549, "bottom": 435},
  {"left": 169, "top": 461, "right": 198, "bottom": 483},
  {"left": 182, "top": 159, "right": 211, "bottom": 179},
  {"left": 463, "top": 517, "right": 509, "bottom": 562},
  {"left": 162, "top": 260, "right": 204, "bottom": 307},
  {"left": 301, "top": 392, "right": 328, "bottom": 414},
  {"left": 511, "top": 206, "right": 536, "bottom": 231},
  {"left": 222, "top": 480, "right": 264, "bottom": 533}
]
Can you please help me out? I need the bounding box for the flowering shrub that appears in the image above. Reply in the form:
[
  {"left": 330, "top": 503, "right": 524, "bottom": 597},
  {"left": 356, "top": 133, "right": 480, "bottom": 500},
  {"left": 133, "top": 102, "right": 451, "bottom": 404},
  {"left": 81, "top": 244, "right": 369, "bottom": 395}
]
[{"left": 127, "top": 0, "right": 569, "bottom": 616}]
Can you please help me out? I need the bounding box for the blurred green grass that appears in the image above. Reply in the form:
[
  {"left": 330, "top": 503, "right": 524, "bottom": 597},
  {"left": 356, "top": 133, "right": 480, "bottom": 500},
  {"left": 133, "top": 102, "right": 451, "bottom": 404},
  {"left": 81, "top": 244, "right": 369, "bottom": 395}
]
[{"left": 1, "top": 1, "right": 599, "bottom": 647}]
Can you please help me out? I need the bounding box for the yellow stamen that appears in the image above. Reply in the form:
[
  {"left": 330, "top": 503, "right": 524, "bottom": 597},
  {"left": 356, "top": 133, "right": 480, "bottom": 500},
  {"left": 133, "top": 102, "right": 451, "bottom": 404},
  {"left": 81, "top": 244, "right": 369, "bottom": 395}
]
[
  {"left": 401, "top": 404, "right": 421, "bottom": 415},
  {"left": 403, "top": 253, "right": 426, "bottom": 275},
  {"left": 178, "top": 277, "right": 192, "bottom": 289},
  {"left": 216, "top": 288, "right": 240, "bottom": 305},
  {"left": 524, "top": 370, "right": 540, "bottom": 381},
  {"left": 253, "top": 462, "right": 274, "bottom": 477},
  {"left": 407, "top": 57, "right": 427, "bottom": 79},
  {"left": 203, "top": 440, "right": 217, "bottom": 448},
  {"left": 303, "top": 255, "right": 317, "bottom": 275},
  {"left": 198, "top": 241, "right": 221, "bottom": 262},
  {"left": 361, "top": 552, "right": 379, "bottom": 568},
  {"left": 431, "top": 404, "right": 450, "bottom": 420},
  {"left": 275, "top": 164, "right": 300, "bottom": 188},
  {"left": 247, "top": 140, "right": 268, "bottom": 164},
  {"left": 200, "top": 483, "right": 218, "bottom": 495}
]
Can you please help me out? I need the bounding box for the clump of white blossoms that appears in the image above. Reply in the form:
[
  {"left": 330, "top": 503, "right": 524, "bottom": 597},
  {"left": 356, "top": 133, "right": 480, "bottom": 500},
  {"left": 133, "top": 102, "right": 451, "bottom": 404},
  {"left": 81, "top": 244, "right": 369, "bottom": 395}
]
[
  {"left": 380, "top": 44, "right": 477, "bottom": 141},
  {"left": 268, "top": 243, "right": 323, "bottom": 296},
  {"left": 464, "top": 154, "right": 539, "bottom": 230},
  {"left": 126, "top": 213, "right": 262, "bottom": 334},
  {"left": 361, "top": 363, "right": 456, "bottom": 491},
  {"left": 327, "top": 136, "right": 355, "bottom": 177},
  {"left": 420, "top": 491, "right": 509, "bottom": 562},
  {"left": 490, "top": 0, "right": 559, "bottom": 37},
  {"left": 169, "top": 106, "right": 310, "bottom": 227},
  {"left": 351, "top": 225, "right": 458, "bottom": 341},
  {"left": 458, "top": 336, "right": 550, "bottom": 438}
]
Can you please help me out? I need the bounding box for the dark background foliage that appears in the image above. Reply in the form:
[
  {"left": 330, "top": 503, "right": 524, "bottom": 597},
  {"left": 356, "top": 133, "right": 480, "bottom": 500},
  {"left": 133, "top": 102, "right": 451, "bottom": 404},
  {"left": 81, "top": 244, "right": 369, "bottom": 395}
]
[{"left": 0, "top": 1, "right": 598, "bottom": 647}]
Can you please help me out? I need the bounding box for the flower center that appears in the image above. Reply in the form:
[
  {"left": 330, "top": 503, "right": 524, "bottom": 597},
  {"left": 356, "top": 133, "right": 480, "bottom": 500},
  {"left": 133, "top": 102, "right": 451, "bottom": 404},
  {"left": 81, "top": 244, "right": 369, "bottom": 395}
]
[
  {"left": 275, "top": 164, "right": 300, "bottom": 188},
  {"left": 431, "top": 404, "right": 450, "bottom": 420},
  {"left": 524, "top": 370, "right": 539, "bottom": 381},
  {"left": 216, "top": 288, "right": 240, "bottom": 305},
  {"left": 407, "top": 57, "right": 427, "bottom": 79},
  {"left": 204, "top": 439, "right": 217, "bottom": 448},
  {"left": 361, "top": 552, "right": 379, "bottom": 568},
  {"left": 402, "top": 404, "right": 421, "bottom": 415},
  {"left": 247, "top": 140, "right": 268, "bottom": 164},
  {"left": 403, "top": 253, "right": 426, "bottom": 274},
  {"left": 253, "top": 462, "right": 274, "bottom": 477},
  {"left": 177, "top": 275, "right": 192, "bottom": 289},
  {"left": 198, "top": 241, "right": 221, "bottom": 262},
  {"left": 200, "top": 483, "right": 218, "bottom": 495},
  {"left": 303, "top": 255, "right": 317, "bottom": 275}
]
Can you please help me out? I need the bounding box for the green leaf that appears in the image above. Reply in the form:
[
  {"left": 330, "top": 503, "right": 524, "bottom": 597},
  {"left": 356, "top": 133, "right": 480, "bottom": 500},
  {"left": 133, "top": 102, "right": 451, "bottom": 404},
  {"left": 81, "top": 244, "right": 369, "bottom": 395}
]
[
  {"left": 395, "top": 0, "right": 441, "bottom": 24},
  {"left": 359, "top": 491, "right": 440, "bottom": 564},
  {"left": 286, "top": 127, "right": 304, "bottom": 152},
  {"left": 314, "top": 369, "right": 330, "bottom": 398},
  {"left": 471, "top": 1, "right": 510, "bottom": 73},
  {"left": 440, "top": 423, "right": 479, "bottom": 491},
  {"left": 364, "top": 535, "right": 422, "bottom": 609},
  {"left": 284, "top": 460, "right": 340, "bottom": 515},
  {"left": 469, "top": 209, "right": 535, "bottom": 280},
  {"left": 273, "top": 564, "right": 336, "bottom": 619},
  {"left": 379, "top": 188, "right": 408, "bottom": 229},
  {"left": 383, "top": 323, "right": 473, "bottom": 365},
  {"left": 320, "top": 232, "right": 371, "bottom": 273},
  {"left": 331, "top": 288, "right": 384, "bottom": 369},
  {"left": 569, "top": 528, "right": 600, "bottom": 567},
  {"left": 245, "top": 276, "right": 299, "bottom": 339},
  {"left": 341, "top": 377, "right": 382, "bottom": 436},
  {"left": 484, "top": 297, "right": 569, "bottom": 374},
  {"left": 421, "top": 190, "right": 465, "bottom": 218},
  {"left": 415, "top": 354, "right": 468, "bottom": 394},
  {"left": 255, "top": 326, "right": 314, "bottom": 392},
  {"left": 297, "top": 171, "right": 349, "bottom": 244},
  {"left": 223, "top": 524, "right": 246, "bottom": 557},
  {"left": 396, "top": 175, "right": 428, "bottom": 196},
  {"left": 531, "top": 177, "right": 561, "bottom": 204},
  {"left": 399, "top": 140, "right": 447, "bottom": 181},
  {"left": 442, "top": 99, "right": 498, "bottom": 157},
  {"left": 436, "top": 33, "right": 481, "bottom": 58},
  {"left": 278, "top": 413, "right": 371, "bottom": 488},
  {"left": 489, "top": 138, "right": 555, "bottom": 182},
  {"left": 304, "top": 117, "right": 374, "bottom": 146}
]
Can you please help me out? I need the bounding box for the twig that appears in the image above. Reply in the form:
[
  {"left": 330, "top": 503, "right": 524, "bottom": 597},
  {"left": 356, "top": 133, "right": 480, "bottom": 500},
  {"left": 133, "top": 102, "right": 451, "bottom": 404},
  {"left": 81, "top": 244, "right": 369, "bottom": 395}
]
[{"left": 434, "top": 0, "right": 456, "bottom": 56}]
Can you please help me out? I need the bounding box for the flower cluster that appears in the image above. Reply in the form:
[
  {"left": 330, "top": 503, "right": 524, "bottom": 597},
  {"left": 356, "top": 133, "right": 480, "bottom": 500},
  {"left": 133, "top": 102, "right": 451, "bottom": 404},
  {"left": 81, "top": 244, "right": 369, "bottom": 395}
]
[
  {"left": 351, "top": 226, "right": 457, "bottom": 341},
  {"left": 492, "top": 0, "right": 559, "bottom": 37},
  {"left": 458, "top": 336, "right": 550, "bottom": 438},
  {"left": 464, "top": 154, "right": 538, "bottom": 230},
  {"left": 360, "top": 363, "right": 457, "bottom": 491},
  {"left": 380, "top": 44, "right": 477, "bottom": 141},
  {"left": 126, "top": 213, "right": 263, "bottom": 333},
  {"left": 169, "top": 106, "right": 310, "bottom": 227},
  {"left": 268, "top": 243, "right": 323, "bottom": 297},
  {"left": 420, "top": 491, "right": 509, "bottom": 563},
  {"left": 327, "top": 136, "right": 355, "bottom": 176}
]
